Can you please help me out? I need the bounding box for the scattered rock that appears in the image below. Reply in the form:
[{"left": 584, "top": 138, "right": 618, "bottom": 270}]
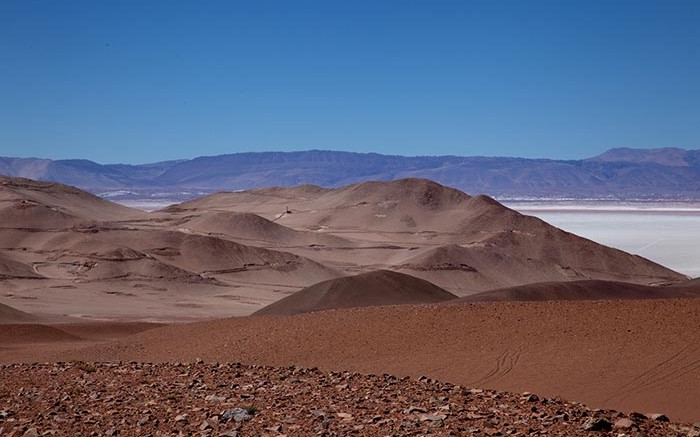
[
  {"left": 220, "top": 408, "right": 253, "bottom": 423},
  {"left": 0, "top": 362, "right": 691, "bottom": 437},
  {"left": 417, "top": 413, "right": 447, "bottom": 422},
  {"left": 648, "top": 413, "right": 670, "bottom": 422},
  {"left": 582, "top": 417, "right": 613, "bottom": 431},
  {"left": 613, "top": 418, "right": 636, "bottom": 430},
  {"left": 22, "top": 429, "right": 39, "bottom": 437}
]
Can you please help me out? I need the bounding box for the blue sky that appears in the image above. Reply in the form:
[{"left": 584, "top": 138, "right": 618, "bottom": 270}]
[{"left": 1, "top": 1, "right": 699, "bottom": 164}]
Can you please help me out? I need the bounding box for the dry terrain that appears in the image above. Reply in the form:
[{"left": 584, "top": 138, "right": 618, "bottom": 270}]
[
  {"left": 2, "top": 175, "right": 700, "bottom": 434},
  {"left": 2, "top": 362, "right": 697, "bottom": 437}
]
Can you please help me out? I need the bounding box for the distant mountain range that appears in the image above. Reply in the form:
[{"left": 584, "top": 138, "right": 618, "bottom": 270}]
[{"left": 2, "top": 147, "right": 699, "bottom": 200}]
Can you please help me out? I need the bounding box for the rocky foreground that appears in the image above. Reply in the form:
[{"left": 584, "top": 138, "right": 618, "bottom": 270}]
[{"left": 1, "top": 363, "right": 699, "bottom": 437}]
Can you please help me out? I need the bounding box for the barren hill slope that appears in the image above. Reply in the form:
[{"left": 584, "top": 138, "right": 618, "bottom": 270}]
[
  {"left": 454, "top": 279, "right": 700, "bottom": 302},
  {"left": 0, "top": 176, "right": 143, "bottom": 229},
  {"left": 170, "top": 178, "right": 686, "bottom": 293},
  {"left": 64, "top": 298, "right": 700, "bottom": 422},
  {"left": 0, "top": 302, "right": 40, "bottom": 324},
  {"left": 254, "top": 270, "right": 456, "bottom": 316}
]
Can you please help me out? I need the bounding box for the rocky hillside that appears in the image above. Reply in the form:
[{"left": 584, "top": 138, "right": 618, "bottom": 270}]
[{"left": 0, "top": 362, "right": 696, "bottom": 437}]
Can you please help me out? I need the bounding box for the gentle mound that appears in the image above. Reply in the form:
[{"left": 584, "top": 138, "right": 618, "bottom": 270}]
[
  {"left": 180, "top": 211, "right": 351, "bottom": 246},
  {"left": 66, "top": 299, "right": 700, "bottom": 422},
  {"left": 254, "top": 270, "right": 457, "bottom": 316},
  {"left": 0, "top": 175, "right": 141, "bottom": 228},
  {"left": 0, "top": 324, "right": 82, "bottom": 343},
  {"left": 0, "top": 302, "right": 40, "bottom": 324},
  {"left": 454, "top": 279, "right": 700, "bottom": 303}
]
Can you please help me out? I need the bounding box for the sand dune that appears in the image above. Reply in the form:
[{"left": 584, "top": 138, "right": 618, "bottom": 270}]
[
  {"left": 254, "top": 270, "right": 456, "bottom": 316},
  {"left": 455, "top": 279, "right": 700, "bottom": 302}
]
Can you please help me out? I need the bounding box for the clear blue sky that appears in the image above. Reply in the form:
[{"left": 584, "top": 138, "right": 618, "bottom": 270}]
[{"left": 1, "top": 1, "right": 699, "bottom": 164}]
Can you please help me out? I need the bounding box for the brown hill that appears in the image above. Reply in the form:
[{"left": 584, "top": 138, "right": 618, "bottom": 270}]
[
  {"left": 0, "top": 302, "right": 40, "bottom": 324},
  {"left": 167, "top": 178, "right": 685, "bottom": 291},
  {"left": 454, "top": 279, "right": 700, "bottom": 302},
  {"left": 0, "top": 176, "right": 142, "bottom": 229},
  {"left": 0, "top": 323, "right": 82, "bottom": 343},
  {"left": 178, "top": 211, "right": 352, "bottom": 247},
  {"left": 254, "top": 270, "right": 456, "bottom": 316},
  {"left": 0, "top": 252, "right": 43, "bottom": 279}
]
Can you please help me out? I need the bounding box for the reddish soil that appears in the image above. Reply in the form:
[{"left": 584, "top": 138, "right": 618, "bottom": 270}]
[{"left": 1, "top": 362, "right": 696, "bottom": 437}]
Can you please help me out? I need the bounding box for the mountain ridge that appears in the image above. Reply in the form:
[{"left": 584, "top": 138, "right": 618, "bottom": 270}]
[{"left": 2, "top": 147, "right": 700, "bottom": 200}]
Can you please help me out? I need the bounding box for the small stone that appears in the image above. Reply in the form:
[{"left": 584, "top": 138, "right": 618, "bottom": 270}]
[
  {"left": 648, "top": 413, "right": 670, "bottom": 422},
  {"left": 613, "top": 418, "right": 635, "bottom": 430},
  {"left": 218, "top": 432, "right": 238, "bottom": 437},
  {"left": 523, "top": 394, "right": 539, "bottom": 402},
  {"left": 205, "top": 395, "right": 226, "bottom": 402},
  {"left": 200, "top": 421, "right": 213, "bottom": 431},
  {"left": 22, "top": 429, "right": 39, "bottom": 437},
  {"left": 220, "top": 408, "right": 252, "bottom": 423},
  {"left": 629, "top": 412, "right": 647, "bottom": 421},
  {"left": 336, "top": 412, "right": 353, "bottom": 420},
  {"left": 582, "top": 417, "right": 612, "bottom": 431},
  {"left": 175, "top": 414, "right": 189, "bottom": 423},
  {"left": 417, "top": 413, "right": 447, "bottom": 422}
]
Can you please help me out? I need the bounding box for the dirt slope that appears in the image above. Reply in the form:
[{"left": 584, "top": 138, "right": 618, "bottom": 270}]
[
  {"left": 63, "top": 299, "right": 700, "bottom": 422},
  {"left": 254, "top": 270, "right": 456, "bottom": 316},
  {"left": 0, "top": 176, "right": 142, "bottom": 228},
  {"left": 455, "top": 280, "right": 700, "bottom": 302},
  {"left": 0, "top": 302, "right": 40, "bottom": 324}
]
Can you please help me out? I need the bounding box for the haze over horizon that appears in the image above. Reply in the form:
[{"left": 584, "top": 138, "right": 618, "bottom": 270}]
[{"left": 2, "top": 0, "right": 699, "bottom": 164}]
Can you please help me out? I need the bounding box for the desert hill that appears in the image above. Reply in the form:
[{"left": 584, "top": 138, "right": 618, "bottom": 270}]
[
  {"left": 169, "top": 178, "right": 686, "bottom": 293},
  {"left": 254, "top": 270, "right": 456, "bottom": 316},
  {"left": 0, "top": 252, "right": 43, "bottom": 279},
  {"left": 455, "top": 279, "right": 700, "bottom": 302},
  {"left": 62, "top": 298, "right": 700, "bottom": 422},
  {"left": 0, "top": 175, "right": 691, "bottom": 321},
  {"left": 0, "top": 175, "right": 142, "bottom": 229},
  {"left": 0, "top": 302, "right": 40, "bottom": 324},
  {"left": 175, "top": 210, "right": 353, "bottom": 247}
]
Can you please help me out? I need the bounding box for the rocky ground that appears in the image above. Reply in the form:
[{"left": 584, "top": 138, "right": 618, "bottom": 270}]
[{"left": 1, "top": 362, "right": 699, "bottom": 436}]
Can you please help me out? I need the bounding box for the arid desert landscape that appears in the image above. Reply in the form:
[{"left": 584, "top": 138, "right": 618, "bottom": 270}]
[{"left": 2, "top": 175, "right": 700, "bottom": 436}]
